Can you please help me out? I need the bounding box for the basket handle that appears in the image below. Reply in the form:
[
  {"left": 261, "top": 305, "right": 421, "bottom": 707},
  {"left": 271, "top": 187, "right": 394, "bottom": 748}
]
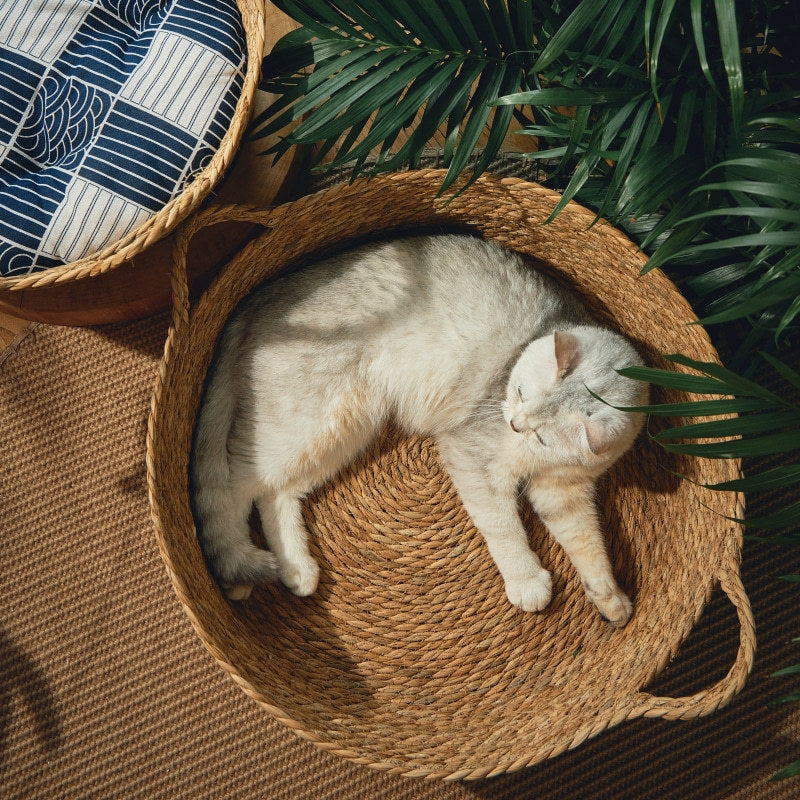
[
  {"left": 627, "top": 548, "right": 755, "bottom": 721},
  {"left": 169, "top": 203, "right": 278, "bottom": 331}
]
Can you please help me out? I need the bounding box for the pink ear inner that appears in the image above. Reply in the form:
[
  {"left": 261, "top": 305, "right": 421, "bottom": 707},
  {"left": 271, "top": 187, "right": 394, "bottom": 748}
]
[{"left": 554, "top": 330, "right": 580, "bottom": 379}]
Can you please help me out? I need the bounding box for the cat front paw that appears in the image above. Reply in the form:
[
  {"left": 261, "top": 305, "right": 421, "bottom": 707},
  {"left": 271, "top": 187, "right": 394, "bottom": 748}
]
[
  {"left": 281, "top": 556, "right": 320, "bottom": 597},
  {"left": 585, "top": 583, "right": 633, "bottom": 628},
  {"left": 504, "top": 568, "right": 553, "bottom": 612}
]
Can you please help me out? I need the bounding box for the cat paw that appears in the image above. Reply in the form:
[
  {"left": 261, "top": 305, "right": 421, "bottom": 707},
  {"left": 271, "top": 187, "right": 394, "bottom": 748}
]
[
  {"left": 591, "top": 587, "right": 633, "bottom": 628},
  {"left": 504, "top": 569, "right": 553, "bottom": 612},
  {"left": 217, "top": 547, "right": 279, "bottom": 601},
  {"left": 281, "top": 557, "right": 320, "bottom": 597},
  {"left": 223, "top": 583, "right": 253, "bottom": 601}
]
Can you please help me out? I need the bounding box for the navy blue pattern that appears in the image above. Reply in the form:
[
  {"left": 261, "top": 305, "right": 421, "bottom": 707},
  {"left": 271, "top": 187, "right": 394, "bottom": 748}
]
[
  {"left": 81, "top": 101, "right": 196, "bottom": 208},
  {"left": 19, "top": 75, "right": 112, "bottom": 168},
  {"left": 162, "top": 2, "right": 243, "bottom": 64},
  {"left": 0, "top": 0, "right": 246, "bottom": 277},
  {"left": 0, "top": 152, "right": 71, "bottom": 249},
  {"left": 0, "top": 50, "right": 46, "bottom": 148},
  {"left": 52, "top": 7, "right": 159, "bottom": 95}
]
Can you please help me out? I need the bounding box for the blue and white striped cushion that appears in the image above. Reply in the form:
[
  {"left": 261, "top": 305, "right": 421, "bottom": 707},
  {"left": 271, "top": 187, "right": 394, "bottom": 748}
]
[{"left": 0, "top": 0, "right": 246, "bottom": 277}]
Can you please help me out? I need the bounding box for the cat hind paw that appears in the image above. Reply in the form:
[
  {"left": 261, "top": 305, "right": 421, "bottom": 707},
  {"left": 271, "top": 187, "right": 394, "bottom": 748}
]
[
  {"left": 223, "top": 583, "right": 254, "bottom": 601},
  {"left": 590, "top": 587, "right": 633, "bottom": 628},
  {"left": 217, "top": 547, "right": 280, "bottom": 602}
]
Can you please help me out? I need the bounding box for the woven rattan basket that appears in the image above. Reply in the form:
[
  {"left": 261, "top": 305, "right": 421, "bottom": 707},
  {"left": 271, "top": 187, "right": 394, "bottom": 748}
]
[
  {"left": 0, "top": 0, "right": 266, "bottom": 325},
  {"left": 147, "top": 170, "right": 755, "bottom": 780}
]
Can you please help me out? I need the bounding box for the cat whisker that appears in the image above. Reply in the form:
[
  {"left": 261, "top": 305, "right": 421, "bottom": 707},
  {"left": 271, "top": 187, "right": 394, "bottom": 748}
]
[
  {"left": 438, "top": 400, "right": 503, "bottom": 414},
  {"left": 434, "top": 400, "right": 505, "bottom": 422},
  {"left": 469, "top": 407, "right": 504, "bottom": 418}
]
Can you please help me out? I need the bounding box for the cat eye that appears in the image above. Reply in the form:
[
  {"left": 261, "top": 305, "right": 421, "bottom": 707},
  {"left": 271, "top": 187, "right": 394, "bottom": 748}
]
[{"left": 517, "top": 385, "right": 523, "bottom": 400}]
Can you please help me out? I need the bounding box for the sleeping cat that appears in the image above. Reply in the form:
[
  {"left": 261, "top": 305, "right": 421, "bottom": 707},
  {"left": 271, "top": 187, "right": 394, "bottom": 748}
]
[{"left": 190, "top": 234, "right": 648, "bottom": 626}]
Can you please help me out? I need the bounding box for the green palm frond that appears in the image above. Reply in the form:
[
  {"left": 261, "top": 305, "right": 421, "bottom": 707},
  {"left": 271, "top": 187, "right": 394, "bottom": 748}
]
[
  {"left": 771, "top": 760, "right": 800, "bottom": 781},
  {"left": 614, "top": 352, "right": 800, "bottom": 530},
  {"left": 610, "top": 351, "right": 800, "bottom": 741},
  {"left": 251, "top": 0, "right": 553, "bottom": 192},
  {"left": 252, "top": 0, "right": 800, "bottom": 346}
]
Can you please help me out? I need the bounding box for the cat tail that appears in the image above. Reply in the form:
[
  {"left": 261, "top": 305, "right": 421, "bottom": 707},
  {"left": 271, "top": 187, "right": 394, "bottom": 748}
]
[{"left": 190, "top": 321, "right": 280, "bottom": 596}]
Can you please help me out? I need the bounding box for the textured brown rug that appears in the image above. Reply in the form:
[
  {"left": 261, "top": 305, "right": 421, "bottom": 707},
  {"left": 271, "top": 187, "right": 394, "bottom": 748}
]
[{"left": 1, "top": 255, "right": 800, "bottom": 797}]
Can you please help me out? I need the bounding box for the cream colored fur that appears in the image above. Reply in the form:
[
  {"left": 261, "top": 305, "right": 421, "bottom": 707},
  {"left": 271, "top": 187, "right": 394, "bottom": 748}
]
[{"left": 191, "top": 235, "right": 648, "bottom": 625}]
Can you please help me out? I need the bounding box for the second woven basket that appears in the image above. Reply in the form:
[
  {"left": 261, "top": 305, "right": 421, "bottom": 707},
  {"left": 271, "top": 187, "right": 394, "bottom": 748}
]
[
  {"left": 0, "top": 0, "right": 268, "bottom": 325},
  {"left": 147, "top": 170, "right": 754, "bottom": 780}
]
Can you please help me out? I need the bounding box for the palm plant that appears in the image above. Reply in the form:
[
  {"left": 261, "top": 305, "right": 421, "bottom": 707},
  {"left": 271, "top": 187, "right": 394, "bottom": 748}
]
[
  {"left": 251, "top": 0, "right": 800, "bottom": 779},
  {"left": 253, "top": 0, "right": 799, "bottom": 346}
]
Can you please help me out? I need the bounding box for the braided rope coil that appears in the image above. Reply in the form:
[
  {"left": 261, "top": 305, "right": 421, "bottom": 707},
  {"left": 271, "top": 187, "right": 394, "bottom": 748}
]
[{"left": 147, "top": 170, "right": 754, "bottom": 781}]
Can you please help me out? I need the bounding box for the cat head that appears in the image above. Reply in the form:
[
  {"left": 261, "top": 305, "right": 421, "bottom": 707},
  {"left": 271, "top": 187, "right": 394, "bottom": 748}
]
[{"left": 504, "top": 327, "right": 648, "bottom": 467}]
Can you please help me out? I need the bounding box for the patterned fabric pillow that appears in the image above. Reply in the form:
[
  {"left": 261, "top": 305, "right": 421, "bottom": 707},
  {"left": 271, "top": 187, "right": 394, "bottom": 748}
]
[{"left": 0, "top": 0, "right": 247, "bottom": 277}]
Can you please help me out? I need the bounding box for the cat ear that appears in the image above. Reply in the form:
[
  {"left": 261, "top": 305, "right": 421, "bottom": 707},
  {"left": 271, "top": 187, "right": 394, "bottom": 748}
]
[
  {"left": 583, "top": 418, "right": 613, "bottom": 455},
  {"left": 554, "top": 331, "right": 580, "bottom": 379}
]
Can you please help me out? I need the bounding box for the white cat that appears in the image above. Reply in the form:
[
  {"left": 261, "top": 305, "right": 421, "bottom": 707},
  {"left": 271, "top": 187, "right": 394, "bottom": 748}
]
[{"left": 190, "top": 235, "right": 648, "bottom": 626}]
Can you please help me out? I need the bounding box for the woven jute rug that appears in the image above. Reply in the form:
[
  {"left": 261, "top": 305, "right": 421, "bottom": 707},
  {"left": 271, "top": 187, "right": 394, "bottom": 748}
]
[{"left": 2, "top": 166, "right": 800, "bottom": 797}]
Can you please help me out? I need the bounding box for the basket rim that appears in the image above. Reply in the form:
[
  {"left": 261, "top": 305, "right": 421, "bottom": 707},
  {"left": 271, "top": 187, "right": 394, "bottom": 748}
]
[
  {"left": 147, "top": 171, "right": 754, "bottom": 781},
  {"left": 0, "top": 0, "right": 265, "bottom": 292}
]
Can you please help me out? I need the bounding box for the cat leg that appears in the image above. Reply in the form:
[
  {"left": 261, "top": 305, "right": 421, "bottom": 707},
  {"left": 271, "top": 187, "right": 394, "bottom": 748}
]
[
  {"left": 437, "top": 436, "right": 552, "bottom": 612},
  {"left": 195, "top": 490, "right": 280, "bottom": 601},
  {"left": 527, "top": 479, "right": 632, "bottom": 627},
  {"left": 255, "top": 490, "right": 320, "bottom": 597}
]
